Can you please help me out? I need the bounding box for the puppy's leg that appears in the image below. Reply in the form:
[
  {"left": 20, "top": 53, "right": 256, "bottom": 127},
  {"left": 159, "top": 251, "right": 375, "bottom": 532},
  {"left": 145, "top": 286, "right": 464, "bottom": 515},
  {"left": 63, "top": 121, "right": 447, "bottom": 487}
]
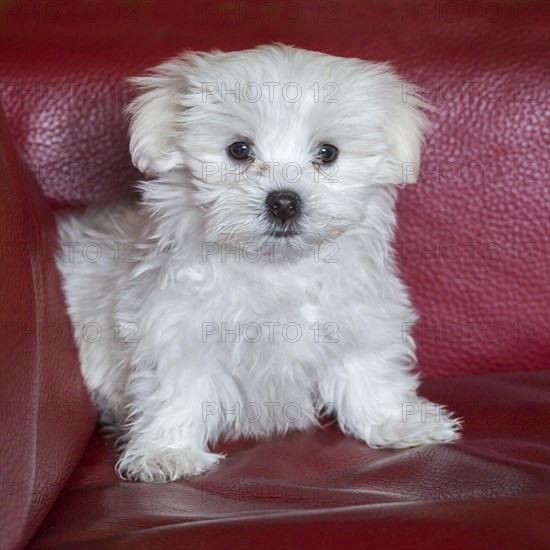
[
  {"left": 117, "top": 429, "right": 222, "bottom": 483},
  {"left": 116, "top": 366, "right": 232, "bottom": 482},
  {"left": 317, "top": 351, "right": 461, "bottom": 448}
]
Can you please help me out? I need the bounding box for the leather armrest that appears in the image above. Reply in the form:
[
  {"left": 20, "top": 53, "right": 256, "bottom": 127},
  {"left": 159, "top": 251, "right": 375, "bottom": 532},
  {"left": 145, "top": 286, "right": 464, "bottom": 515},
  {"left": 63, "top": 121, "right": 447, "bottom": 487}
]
[{"left": 0, "top": 106, "right": 96, "bottom": 550}]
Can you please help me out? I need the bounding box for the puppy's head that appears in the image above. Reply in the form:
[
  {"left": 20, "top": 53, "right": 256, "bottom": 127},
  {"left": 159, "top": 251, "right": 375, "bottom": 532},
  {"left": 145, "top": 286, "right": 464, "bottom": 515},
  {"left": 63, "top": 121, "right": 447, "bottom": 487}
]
[{"left": 129, "top": 45, "right": 428, "bottom": 247}]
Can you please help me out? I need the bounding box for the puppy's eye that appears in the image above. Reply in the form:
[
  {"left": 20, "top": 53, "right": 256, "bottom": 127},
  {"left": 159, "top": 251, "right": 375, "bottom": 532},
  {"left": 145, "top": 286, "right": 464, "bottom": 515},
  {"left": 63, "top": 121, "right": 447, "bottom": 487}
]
[
  {"left": 227, "top": 141, "right": 252, "bottom": 160},
  {"left": 315, "top": 144, "right": 339, "bottom": 164}
]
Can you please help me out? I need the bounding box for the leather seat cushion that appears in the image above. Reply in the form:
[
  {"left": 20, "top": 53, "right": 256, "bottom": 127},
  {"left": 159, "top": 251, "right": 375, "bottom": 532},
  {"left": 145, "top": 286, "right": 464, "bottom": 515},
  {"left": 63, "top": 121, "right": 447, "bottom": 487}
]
[{"left": 29, "top": 369, "right": 550, "bottom": 549}]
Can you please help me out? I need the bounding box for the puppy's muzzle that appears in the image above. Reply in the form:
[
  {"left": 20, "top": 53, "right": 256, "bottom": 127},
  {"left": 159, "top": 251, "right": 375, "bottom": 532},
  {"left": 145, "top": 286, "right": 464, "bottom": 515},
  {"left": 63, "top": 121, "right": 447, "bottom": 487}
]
[{"left": 266, "top": 190, "right": 301, "bottom": 223}]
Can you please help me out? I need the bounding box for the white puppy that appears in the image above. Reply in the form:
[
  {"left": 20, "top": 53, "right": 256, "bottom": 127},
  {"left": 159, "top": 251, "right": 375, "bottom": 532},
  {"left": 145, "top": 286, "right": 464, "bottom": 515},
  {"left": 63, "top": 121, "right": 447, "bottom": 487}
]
[{"left": 57, "top": 44, "right": 461, "bottom": 482}]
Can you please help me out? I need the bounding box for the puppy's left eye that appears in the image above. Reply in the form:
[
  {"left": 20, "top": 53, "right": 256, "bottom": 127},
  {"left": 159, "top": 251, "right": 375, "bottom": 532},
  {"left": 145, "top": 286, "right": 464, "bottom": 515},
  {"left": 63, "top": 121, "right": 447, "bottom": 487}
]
[
  {"left": 315, "top": 144, "right": 339, "bottom": 164},
  {"left": 227, "top": 141, "right": 252, "bottom": 160}
]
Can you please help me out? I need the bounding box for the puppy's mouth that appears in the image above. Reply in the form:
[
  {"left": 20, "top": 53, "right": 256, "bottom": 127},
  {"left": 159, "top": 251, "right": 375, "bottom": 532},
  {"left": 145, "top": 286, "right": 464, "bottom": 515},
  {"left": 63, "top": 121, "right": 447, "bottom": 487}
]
[{"left": 265, "top": 223, "right": 301, "bottom": 239}]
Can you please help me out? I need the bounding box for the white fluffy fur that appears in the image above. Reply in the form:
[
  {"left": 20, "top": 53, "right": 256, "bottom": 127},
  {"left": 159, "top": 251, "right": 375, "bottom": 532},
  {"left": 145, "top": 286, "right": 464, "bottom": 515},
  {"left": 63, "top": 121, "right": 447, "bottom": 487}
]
[{"left": 57, "top": 45, "right": 461, "bottom": 483}]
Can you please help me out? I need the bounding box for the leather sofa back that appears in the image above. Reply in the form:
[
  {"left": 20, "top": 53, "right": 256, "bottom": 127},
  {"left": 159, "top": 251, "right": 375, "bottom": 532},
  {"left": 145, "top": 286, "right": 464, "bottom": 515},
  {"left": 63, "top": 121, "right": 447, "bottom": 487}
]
[{"left": 0, "top": 2, "right": 548, "bottom": 379}]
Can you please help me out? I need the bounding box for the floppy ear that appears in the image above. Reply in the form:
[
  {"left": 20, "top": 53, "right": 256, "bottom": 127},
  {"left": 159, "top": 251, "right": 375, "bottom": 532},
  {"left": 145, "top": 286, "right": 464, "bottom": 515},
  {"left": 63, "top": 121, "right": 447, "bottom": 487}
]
[
  {"left": 127, "top": 57, "right": 191, "bottom": 176},
  {"left": 383, "top": 75, "right": 430, "bottom": 185}
]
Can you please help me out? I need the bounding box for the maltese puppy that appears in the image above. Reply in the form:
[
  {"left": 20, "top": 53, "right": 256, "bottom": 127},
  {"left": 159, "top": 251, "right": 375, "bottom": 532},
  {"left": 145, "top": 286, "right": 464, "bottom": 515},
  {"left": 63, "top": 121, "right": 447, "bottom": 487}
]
[{"left": 57, "top": 44, "right": 461, "bottom": 482}]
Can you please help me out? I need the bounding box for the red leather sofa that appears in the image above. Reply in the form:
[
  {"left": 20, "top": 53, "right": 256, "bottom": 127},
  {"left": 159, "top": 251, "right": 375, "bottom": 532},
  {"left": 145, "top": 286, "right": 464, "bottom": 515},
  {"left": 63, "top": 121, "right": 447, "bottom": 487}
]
[{"left": 1, "top": 1, "right": 549, "bottom": 548}]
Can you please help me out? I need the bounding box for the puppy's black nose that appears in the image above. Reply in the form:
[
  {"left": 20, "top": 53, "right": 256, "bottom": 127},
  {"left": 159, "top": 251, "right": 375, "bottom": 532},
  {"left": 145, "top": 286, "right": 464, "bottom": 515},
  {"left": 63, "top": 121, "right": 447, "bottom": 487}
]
[{"left": 266, "top": 190, "right": 301, "bottom": 223}]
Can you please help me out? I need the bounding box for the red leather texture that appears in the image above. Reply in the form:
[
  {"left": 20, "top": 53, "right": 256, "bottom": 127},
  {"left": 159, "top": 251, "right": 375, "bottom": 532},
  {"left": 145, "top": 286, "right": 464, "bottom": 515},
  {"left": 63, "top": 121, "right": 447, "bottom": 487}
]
[
  {"left": 1, "top": 2, "right": 549, "bottom": 549},
  {"left": 1, "top": 1, "right": 548, "bottom": 379},
  {"left": 0, "top": 108, "right": 96, "bottom": 550},
  {"left": 28, "top": 370, "right": 550, "bottom": 549}
]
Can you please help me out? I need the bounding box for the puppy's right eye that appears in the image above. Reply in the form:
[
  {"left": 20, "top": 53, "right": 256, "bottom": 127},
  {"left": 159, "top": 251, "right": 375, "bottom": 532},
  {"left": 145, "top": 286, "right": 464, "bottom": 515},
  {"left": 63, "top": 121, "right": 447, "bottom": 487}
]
[
  {"left": 315, "top": 144, "right": 339, "bottom": 164},
  {"left": 227, "top": 142, "right": 252, "bottom": 160}
]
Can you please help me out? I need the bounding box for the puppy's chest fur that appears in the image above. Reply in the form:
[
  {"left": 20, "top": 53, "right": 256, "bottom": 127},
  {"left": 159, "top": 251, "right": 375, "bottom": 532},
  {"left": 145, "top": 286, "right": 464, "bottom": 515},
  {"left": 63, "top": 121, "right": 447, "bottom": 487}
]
[
  {"left": 147, "top": 248, "right": 348, "bottom": 376},
  {"left": 59, "top": 202, "right": 404, "bottom": 425}
]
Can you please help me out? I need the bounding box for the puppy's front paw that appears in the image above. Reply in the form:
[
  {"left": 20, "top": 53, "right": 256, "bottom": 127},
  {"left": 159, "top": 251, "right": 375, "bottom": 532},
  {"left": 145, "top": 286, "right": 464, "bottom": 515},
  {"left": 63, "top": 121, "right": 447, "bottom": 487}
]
[
  {"left": 362, "top": 400, "right": 462, "bottom": 449},
  {"left": 116, "top": 446, "right": 223, "bottom": 482}
]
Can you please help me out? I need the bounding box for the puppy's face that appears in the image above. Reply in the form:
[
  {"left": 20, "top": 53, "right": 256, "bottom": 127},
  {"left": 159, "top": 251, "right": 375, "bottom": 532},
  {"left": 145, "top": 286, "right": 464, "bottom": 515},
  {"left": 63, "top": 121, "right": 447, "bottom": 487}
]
[{"left": 129, "top": 45, "right": 427, "bottom": 247}]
